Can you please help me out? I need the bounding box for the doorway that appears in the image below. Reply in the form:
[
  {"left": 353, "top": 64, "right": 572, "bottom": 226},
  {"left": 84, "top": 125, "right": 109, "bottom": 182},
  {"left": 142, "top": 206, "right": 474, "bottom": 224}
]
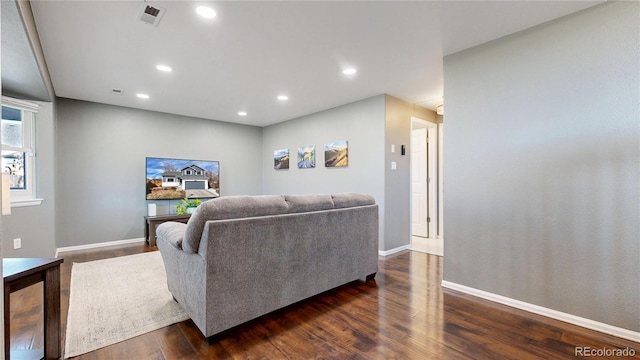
[{"left": 410, "top": 117, "right": 443, "bottom": 256}]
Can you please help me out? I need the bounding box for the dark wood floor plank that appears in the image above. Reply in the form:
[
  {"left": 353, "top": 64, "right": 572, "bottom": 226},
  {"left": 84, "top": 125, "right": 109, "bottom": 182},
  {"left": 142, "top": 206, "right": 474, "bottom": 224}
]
[
  {"left": 153, "top": 324, "right": 200, "bottom": 360},
  {"left": 7, "top": 243, "right": 639, "bottom": 359}
]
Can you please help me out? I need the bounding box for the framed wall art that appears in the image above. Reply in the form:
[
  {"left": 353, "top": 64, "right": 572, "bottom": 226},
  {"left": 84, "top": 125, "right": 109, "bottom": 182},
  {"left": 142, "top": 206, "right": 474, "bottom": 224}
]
[
  {"left": 274, "top": 149, "right": 290, "bottom": 169},
  {"left": 297, "top": 145, "right": 316, "bottom": 169},
  {"left": 325, "top": 140, "right": 348, "bottom": 167}
]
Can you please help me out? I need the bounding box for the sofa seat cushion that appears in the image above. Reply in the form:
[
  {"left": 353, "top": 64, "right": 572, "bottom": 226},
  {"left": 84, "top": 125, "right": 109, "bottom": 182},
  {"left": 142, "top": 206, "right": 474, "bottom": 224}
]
[
  {"left": 331, "top": 193, "right": 376, "bottom": 208},
  {"left": 182, "top": 195, "right": 289, "bottom": 253},
  {"left": 156, "top": 222, "right": 187, "bottom": 250}
]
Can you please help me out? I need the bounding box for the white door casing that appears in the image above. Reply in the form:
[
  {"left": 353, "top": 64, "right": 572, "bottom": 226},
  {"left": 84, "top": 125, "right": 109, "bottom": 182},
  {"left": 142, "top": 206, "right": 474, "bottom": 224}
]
[
  {"left": 427, "top": 125, "right": 438, "bottom": 238},
  {"left": 438, "top": 123, "right": 444, "bottom": 239},
  {"left": 411, "top": 127, "right": 428, "bottom": 237}
]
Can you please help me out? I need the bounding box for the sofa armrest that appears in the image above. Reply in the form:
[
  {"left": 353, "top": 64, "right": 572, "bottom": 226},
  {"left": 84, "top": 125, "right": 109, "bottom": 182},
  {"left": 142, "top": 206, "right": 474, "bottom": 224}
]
[{"left": 156, "top": 222, "right": 187, "bottom": 250}]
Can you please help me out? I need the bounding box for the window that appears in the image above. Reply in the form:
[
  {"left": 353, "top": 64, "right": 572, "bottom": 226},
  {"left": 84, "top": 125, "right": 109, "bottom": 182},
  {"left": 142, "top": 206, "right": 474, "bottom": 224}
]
[{"left": 1, "top": 96, "right": 41, "bottom": 207}]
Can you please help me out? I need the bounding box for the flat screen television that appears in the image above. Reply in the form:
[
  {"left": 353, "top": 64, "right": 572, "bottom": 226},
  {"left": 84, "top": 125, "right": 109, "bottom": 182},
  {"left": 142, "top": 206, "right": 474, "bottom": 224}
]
[{"left": 146, "top": 157, "right": 220, "bottom": 200}]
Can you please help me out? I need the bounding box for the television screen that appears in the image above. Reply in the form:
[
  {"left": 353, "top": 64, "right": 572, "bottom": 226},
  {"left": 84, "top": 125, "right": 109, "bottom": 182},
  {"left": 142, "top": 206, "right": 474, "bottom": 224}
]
[{"left": 146, "top": 157, "right": 220, "bottom": 200}]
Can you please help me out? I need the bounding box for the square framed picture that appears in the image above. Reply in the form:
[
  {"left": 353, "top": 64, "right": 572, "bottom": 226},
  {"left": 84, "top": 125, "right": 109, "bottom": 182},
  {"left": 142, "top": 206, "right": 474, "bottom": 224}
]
[
  {"left": 274, "top": 149, "right": 290, "bottom": 170},
  {"left": 297, "top": 145, "right": 316, "bottom": 169},
  {"left": 325, "top": 140, "right": 348, "bottom": 167}
]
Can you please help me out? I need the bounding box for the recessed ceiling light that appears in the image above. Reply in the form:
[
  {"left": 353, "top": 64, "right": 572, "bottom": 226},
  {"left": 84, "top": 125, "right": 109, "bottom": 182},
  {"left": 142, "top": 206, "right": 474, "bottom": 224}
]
[
  {"left": 136, "top": 93, "right": 150, "bottom": 99},
  {"left": 342, "top": 68, "right": 357, "bottom": 75},
  {"left": 277, "top": 95, "right": 289, "bottom": 101},
  {"left": 196, "top": 6, "right": 216, "bottom": 19},
  {"left": 238, "top": 111, "right": 247, "bottom": 116},
  {"left": 156, "top": 65, "right": 172, "bottom": 72}
]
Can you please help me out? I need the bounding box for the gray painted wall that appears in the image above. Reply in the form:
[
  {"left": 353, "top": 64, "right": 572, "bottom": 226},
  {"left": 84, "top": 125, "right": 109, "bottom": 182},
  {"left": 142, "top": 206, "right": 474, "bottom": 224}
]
[
  {"left": 1, "top": 0, "right": 51, "bottom": 101},
  {"left": 2, "top": 101, "right": 56, "bottom": 257},
  {"left": 262, "top": 95, "right": 387, "bottom": 249},
  {"left": 56, "top": 98, "right": 263, "bottom": 248},
  {"left": 443, "top": 1, "right": 639, "bottom": 331},
  {"left": 262, "top": 94, "right": 436, "bottom": 252}
]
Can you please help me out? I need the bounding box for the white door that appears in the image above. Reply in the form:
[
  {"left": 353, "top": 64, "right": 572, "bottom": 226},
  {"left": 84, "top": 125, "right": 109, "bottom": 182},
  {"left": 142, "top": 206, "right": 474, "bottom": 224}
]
[{"left": 411, "top": 128, "right": 428, "bottom": 237}]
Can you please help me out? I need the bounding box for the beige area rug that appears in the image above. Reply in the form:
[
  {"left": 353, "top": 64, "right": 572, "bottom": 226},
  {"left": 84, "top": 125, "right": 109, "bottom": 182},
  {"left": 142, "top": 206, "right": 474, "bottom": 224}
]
[{"left": 64, "top": 251, "right": 189, "bottom": 358}]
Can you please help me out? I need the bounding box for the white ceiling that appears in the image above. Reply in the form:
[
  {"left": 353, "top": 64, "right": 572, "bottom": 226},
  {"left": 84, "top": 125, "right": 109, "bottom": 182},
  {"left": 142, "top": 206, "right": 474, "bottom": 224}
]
[{"left": 27, "top": 0, "right": 601, "bottom": 127}]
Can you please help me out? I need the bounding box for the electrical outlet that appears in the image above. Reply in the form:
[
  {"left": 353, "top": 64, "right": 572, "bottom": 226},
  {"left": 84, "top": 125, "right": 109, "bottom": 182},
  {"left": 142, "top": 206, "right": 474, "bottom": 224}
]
[{"left": 13, "top": 238, "right": 21, "bottom": 249}]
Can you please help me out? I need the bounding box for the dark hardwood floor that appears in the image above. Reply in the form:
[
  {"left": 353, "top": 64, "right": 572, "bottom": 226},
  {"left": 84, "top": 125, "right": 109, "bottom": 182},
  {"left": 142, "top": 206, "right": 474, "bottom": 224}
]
[{"left": 8, "top": 243, "right": 639, "bottom": 359}]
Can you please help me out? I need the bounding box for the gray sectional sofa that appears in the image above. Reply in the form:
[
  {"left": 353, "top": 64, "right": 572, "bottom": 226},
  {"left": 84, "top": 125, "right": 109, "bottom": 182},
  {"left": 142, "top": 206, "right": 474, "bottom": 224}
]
[{"left": 156, "top": 193, "right": 379, "bottom": 338}]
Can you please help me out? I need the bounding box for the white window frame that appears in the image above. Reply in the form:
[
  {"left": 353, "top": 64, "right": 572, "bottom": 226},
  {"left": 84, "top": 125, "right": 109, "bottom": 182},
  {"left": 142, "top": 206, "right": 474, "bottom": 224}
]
[{"left": 1, "top": 96, "right": 42, "bottom": 207}]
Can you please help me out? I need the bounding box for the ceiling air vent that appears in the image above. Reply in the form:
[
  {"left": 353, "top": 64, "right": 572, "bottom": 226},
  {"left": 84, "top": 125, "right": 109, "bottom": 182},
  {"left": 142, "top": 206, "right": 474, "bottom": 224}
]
[{"left": 137, "top": 3, "right": 166, "bottom": 26}]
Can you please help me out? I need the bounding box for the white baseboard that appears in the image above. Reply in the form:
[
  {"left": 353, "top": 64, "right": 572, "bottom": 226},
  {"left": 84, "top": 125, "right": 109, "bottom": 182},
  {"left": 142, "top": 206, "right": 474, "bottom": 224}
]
[
  {"left": 441, "top": 280, "right": 640, "bottom": 343},
  {"left": 379, "top": 244, "right": 411, "bottom": 257},
  {"left": 55, "top": 238, "right": 146, "bottom": 257}
]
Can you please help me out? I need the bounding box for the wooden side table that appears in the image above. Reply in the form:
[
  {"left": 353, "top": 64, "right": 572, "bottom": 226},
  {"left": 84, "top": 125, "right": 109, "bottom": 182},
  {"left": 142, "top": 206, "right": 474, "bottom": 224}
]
[
  {"left": 144, "top": 214, "right": 191, "bottom": 247},
  {"left": 3, "top": 257, "right": 64, "bottom": 360}
]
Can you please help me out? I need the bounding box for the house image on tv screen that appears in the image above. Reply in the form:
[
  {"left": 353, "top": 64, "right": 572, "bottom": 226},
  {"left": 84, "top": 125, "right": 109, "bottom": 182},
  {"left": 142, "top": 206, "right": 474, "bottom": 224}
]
[
  {"left": 146, "top": 157, "right": 220, "bottom": 200},
  {"left": 162, "top": 165, "right": 210, "bottom": 189}
]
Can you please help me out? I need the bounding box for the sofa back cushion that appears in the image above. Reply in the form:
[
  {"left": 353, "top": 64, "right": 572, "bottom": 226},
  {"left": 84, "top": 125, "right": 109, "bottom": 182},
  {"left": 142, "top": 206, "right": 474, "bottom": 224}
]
[
  {"left": 331, "top": 193, "right": 376, "bottom": 208},
  {"left": 182, "top": 195, "right": 289, "bottom": 253},
  {"left": 284, "top": 194, "right": 335, "bottom": 213}
]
